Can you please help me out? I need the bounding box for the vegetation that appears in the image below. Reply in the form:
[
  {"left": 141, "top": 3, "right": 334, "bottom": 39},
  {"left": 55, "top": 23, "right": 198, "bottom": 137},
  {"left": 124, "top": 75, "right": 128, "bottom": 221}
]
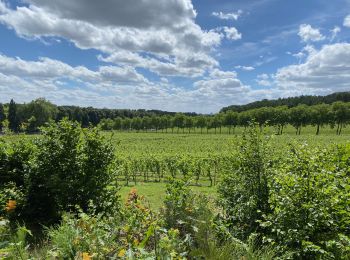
[
  {"left": 1, "top": 93, "right": 350, "bottom": 136},
  {"left": 0, "top": 113, "right": 349, "bottom": 258},
  {"left": 221, "top": 91, "right": 350, "bottom": 112}
]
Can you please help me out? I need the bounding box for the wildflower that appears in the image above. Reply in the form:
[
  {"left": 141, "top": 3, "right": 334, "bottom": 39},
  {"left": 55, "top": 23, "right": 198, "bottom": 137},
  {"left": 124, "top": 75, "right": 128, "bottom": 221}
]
[
  {"left": 133, "top": 238, "right": 139, "bottom": 246},
  {"left": 5, "top": 200, "right": 16, "bottom": 212},
  {"left": 118, "top": 248, "right": 126, "bottom": 258},
  {"left": 82, "top": 252, "right": 92, "bottom": 260}
]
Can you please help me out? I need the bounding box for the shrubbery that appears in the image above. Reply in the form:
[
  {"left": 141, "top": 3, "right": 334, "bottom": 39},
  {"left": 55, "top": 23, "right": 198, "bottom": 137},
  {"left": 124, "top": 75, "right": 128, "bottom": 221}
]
[
  {"left": 219, "top": 123, "right": 350, "bottom": 259},
  {"left": 0, "top": 118, "right": 119, "bottom": 226}
]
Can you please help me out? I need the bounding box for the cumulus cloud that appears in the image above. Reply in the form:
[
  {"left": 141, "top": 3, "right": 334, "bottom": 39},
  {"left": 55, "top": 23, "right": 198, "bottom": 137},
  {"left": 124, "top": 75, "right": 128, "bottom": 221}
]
[
  {"left": 256, "top": 74, "right": 272, "bottom": 86},
  {"left": 214, "top": 26, "right": 241, "bottom": 41},
  {"left": 275, "top": 43, "right": 350, "bottom": 92},
  {"left": 298, "top": 24, "right": 325, "bottom": 42},
  {"left": 0, "top": 0, "right": 222, "bottom": 78},
  {"left": 0, "top": 54, "right": 148, "bottom": 84},
  {"left": 212, "top": 10, "right": 243, "bottom": 20}
]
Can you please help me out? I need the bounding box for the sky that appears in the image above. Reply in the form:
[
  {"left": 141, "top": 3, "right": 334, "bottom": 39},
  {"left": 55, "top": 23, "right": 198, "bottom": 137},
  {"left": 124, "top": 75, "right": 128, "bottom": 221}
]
[{"left": 0, "top": 0, "right": 350, "bottom": 113}]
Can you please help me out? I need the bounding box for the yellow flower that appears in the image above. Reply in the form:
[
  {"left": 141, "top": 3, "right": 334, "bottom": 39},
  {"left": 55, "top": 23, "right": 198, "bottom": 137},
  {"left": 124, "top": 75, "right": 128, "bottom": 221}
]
[
  {"left": 82, "top": 252, "right": 92, "bottom": 260},
  {"left": 5, "top": 200, "right": 16, "bottom": 212},
  {"left": 133, "top": 238, "right": 139, "bottom": 246},
  {"left": 118, "top": 248, "right": 126, "bottom": 258}
]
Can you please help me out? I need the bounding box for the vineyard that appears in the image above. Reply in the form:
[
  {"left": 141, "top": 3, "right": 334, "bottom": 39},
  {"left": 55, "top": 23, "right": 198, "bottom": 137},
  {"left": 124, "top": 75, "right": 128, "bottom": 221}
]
[{"left": 0, "top": 120, "right": 349, "bottom": 259}]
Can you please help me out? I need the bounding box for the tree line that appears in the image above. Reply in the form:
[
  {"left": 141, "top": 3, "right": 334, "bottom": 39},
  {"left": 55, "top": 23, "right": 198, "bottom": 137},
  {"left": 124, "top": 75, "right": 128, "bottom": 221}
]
[
  {"left": 100, "top": 102, "right": 350, "bottom": 135},
  {"left": 221, "top": 91, "right": 350, "bottom": 113},
  {"left": 1, "top": 97, "right": 350, "bottom": 135}
]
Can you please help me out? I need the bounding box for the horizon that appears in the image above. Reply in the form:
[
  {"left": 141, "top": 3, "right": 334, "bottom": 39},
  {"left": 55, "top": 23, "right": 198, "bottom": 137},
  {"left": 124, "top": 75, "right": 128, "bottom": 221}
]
[{"left": 0, "top": 0, "right": 350, "bottom": 113}]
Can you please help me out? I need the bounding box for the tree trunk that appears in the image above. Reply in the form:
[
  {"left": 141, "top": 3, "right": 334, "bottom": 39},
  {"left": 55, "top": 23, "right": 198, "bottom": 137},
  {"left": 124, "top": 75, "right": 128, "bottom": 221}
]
[{"left": 316, "top": 124, "right": 320, "bottom": 135}]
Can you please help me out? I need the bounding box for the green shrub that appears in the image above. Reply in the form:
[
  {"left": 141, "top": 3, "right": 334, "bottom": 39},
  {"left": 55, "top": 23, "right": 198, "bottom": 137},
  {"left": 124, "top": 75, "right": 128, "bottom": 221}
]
[
  {"left": 21, "top": 119, "right": 118, "bottom": 224},
  {"left": 261, "top": 143, "right": 350, "bottom": 258},
  {"left": 218, "top": 123, "right": 273, "bottom": 240}
]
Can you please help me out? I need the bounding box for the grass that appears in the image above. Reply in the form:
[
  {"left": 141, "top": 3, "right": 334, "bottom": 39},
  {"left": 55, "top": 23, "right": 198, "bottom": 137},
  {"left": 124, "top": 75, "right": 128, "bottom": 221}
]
[{"left": 119, "top": 182, "right": 217, "bottom": 210}]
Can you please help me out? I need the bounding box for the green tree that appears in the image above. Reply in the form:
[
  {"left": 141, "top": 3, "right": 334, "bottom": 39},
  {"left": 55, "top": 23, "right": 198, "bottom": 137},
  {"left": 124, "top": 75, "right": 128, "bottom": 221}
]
[
  {"left": 289, "top": 104, "right": 310, "bottom": 135},
  {"left": 224, "top": 111, "right": 238, "bottom": 134},
  {"left": 332, "top": 101, "right": 350, "bottom": 135},
  {"left": 8, "top": 99, "right": 19, "bottom": 132},
  {"left": 184, "top": 116, "right": 194, "bottom": 133},
  {"left": 0, "top": 103, "right": 5, "bottom": 132},
  {"left": 195, "top": 116, "right": 207, "bottom": 134},
  {"left": 20, "top": 98, "right": 58, "bottom": 132},
  {"left": 173, "top": 113, "right": 185, "bottom": 133},
  {"left": 310, "top": 103, "right": 331, "bottom": 135}
]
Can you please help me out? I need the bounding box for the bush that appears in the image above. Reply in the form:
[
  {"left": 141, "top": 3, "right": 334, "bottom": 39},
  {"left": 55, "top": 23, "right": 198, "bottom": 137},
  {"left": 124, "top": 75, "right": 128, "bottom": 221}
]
[
  {"left": 261, "top": 143, "right": 350, "bottom": 258},
  {"left": 0, "top": 119, "right": 119, "bottom": 226},
  {"left": 218, "top": 123, "right": 273, "bottom": 240}
]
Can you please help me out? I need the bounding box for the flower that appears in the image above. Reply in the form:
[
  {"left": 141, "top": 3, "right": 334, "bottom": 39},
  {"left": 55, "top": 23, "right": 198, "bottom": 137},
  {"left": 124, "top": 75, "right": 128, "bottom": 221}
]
[
  {"left": 5, "top": 200, "right": 16, "bottom": 212},
  {"left": 118, "top": 248, "right": 126, "bottom": 258},
  {"left": 82, "top": 252, "right": 92, "bottom": 260}
]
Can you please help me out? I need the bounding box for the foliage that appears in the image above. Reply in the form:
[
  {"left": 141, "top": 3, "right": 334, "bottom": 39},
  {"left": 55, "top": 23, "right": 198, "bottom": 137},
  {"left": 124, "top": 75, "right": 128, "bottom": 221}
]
[
  {"left": 261, "top": 143, "right": 350, "bottom": 259},
  {"left": 218, "top": 122, "right": 272, "bottom": 240}
]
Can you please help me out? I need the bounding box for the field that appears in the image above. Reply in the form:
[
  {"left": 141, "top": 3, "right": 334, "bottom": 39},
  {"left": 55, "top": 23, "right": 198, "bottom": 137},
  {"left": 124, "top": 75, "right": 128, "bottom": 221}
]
[
  {"left": 6, "top": 125, "right": 349, "bottom": 210},
  {"left": 1, "top": 121, "right": 350, "bottom": 258},
  {"left": 109, "top": 126, "right": 350, "bottom": 209}
]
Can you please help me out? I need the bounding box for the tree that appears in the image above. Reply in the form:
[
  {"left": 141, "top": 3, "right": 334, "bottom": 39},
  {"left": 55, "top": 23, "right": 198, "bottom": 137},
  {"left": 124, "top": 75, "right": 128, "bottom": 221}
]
[
  {"left": 19, "top": 98, "right": 58, "bottom": 132},
  {"left": 224, "top": 111, "right": 238, "bottom": 134},
  {"left": 8, "top": 99, "right": 19, "bottom": 132},
  {"left": 310, "top": 103, "right": 331, "bottom": 135},
  {"left": 289, "top": 105, "right": 310, "bottom": 135},
  {"left": 271, "top": 106, "right": 289, "bottom": 135},
  {"left": 195, "top": 116, "right": 207, "bottom": 134},
  {"left": 173, "top": 113, "right": 185, "bottom": 133},
  {"left": 184, "top": 116, "right": 194, "bottom": 133},
  {"left": 332, "top": 102, "right": 350, "bottom": 135},
  {"left": 0, "top": 103, "right": 5, "bottom": 133}
]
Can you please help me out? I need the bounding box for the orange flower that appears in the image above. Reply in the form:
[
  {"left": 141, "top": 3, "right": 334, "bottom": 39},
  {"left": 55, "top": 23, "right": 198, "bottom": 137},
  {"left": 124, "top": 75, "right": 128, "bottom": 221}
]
[{"left": 5, "top": 200, "right": 16, "bottom": 212}]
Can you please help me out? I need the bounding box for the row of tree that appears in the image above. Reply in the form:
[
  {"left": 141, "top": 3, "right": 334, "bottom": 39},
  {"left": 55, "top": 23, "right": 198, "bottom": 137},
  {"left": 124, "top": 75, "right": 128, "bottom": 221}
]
[
  {"left": 221, "top": 91, "right": 350, "bottom": 112},
  {"left": 100, "top": 102, "right": 350, "bottom": 135},
  {"left": 1, "top": 98, "right": 350, "bottom": 135}
]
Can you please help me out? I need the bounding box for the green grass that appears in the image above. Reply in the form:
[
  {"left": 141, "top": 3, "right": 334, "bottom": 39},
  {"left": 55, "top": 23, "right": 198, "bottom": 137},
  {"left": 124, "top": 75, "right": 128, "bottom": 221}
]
[{"left": 119, "top": 182, "right": 217, "bottom": 211}]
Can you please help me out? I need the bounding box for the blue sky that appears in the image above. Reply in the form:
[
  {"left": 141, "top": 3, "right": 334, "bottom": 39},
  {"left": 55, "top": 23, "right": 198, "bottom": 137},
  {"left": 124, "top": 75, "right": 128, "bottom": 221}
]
[{"left": 0, "top": 0, "right": 350, "bottom": 113}]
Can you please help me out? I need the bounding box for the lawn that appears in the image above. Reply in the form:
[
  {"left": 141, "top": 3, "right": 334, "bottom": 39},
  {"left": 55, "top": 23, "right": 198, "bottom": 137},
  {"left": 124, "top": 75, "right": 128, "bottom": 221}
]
[{"left": 119, "top": 182, "right": 217, "bottom": 210}]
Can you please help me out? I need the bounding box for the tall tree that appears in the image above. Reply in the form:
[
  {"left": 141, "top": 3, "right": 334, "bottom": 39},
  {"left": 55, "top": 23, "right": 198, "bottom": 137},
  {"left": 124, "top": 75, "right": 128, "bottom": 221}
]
[
  {"left": 311, "top": 103, "right": 331, "bottom": 135},
  {"left": 0, "top": 103, "right": 5, "bottom": 132},
  {"left": 8, "top": 99, "right": 19, "bottom": 132}
]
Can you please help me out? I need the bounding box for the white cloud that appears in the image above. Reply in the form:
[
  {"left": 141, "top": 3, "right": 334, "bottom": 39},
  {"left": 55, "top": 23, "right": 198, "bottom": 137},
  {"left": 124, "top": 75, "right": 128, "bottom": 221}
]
[
  {"left": 222, "top": 26, "right": 242, "bottom": 40},
  {"left": 256, "top": 74, "right": 271, "bottom": 86},
  {"left": 298, "top": 24, "right": 325, "bottom": 42},
  {"left": 0, "top": 54, "right": 148, "bottom": 84},
  {"left": 212, "top": 10, "right": 243, "bottom": 21},
  {"left": 0, "top": 0, "right": 222, "bottom": 78},
  {"left": 330, "top": 26, "right": 341, "bottom": 41},
  {"left": 343, "top": 15, "right": 350, "bottom": 27},
  {"left": 235, "top": 65, "right": 255, "bottom": 71},
  {"left": 214, "top": 26, "right": 241, "bottom": 41},
  {"left": 275, "top": 43, "right": 350, "bottom": 92}
]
